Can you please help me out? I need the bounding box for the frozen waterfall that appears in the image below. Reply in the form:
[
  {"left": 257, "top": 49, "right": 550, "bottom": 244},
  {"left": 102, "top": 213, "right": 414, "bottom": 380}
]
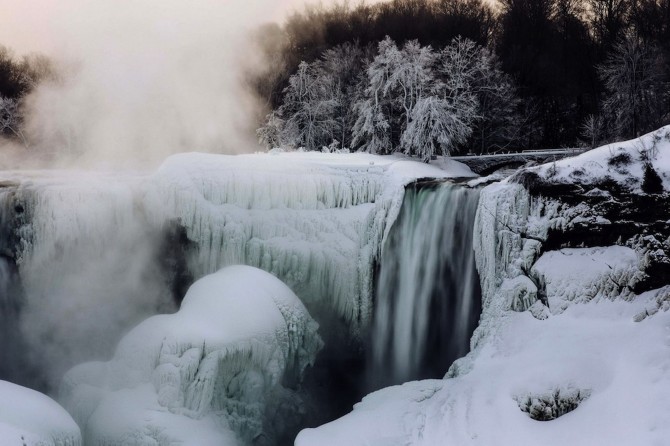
[{"left": 370, "top": 182, "right": 481, "bottom": 387}]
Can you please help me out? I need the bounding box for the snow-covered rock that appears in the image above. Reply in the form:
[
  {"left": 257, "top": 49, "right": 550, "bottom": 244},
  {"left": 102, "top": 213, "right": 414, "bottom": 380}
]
[
  {"left": 60, "top": 265, "right": 322, "bottom": 445},
  {"left": 0, "top": 380, "right": 81, "bottom": 446}
]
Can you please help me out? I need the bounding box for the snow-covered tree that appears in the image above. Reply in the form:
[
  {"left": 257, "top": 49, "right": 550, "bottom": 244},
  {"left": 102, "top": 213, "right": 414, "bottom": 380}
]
[
  {"left": 598, "top": 35, "right": 668, "bottom": 139},
  {"left": 401, "top": 95, "right": 474, "bottom": 160},
  {"left": 284, "top": 61, "right": 339, "bottom": 149},
  {"left": 259, "top": 43, "right": 368, "bottom": 151},
  {"left": 256, "top": 111, "right": 286, "bottom": 149},
  {"left": 257, "top": 61, "right": 339, "bottom": 150},
  {"left": 317, "top": 42, "right": 368, "bottom": 150},
  {"left": 466, "top": 45, "right": 521, "bottom": 153},
  {"left": 354, "top": 36, "right": 491, "bottom": 159},
  {"left": 352, "top": 37, "right": 402, "bottom": 154},
  {"left": 581, "top": 114, "right": 605, "bottom": 149},
  {"left": 387, "top": 40, "right": 437, "bottom": 126},
  {"left": 398, "top": 37, "right": 479, "bottom": 158}
]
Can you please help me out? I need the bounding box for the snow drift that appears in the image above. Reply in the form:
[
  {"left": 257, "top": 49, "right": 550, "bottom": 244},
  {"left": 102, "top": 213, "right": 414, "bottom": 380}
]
[
  {"left": 60, "top": 265, "right": 322, "bottom": 445},
  {"left": 0, "top": 380, "right": 81, "bottom": 446}
]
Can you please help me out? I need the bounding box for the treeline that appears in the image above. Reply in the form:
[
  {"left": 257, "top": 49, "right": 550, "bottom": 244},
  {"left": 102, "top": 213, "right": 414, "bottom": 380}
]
[
  {"left": 0, "top": 46, "right": 55, "bottom": 145},
  {"left": 253, "top": 0, "right": 670, "bottom": 155}
]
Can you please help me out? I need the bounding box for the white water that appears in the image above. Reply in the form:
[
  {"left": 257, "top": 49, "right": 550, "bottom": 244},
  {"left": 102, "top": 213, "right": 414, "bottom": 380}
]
[{"left": 370, "top": 183, "right": 481, "bottom": 387}]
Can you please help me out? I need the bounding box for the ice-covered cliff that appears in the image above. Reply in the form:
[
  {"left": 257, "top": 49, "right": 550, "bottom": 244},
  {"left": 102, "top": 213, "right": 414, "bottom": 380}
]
[
  {"left": 298, "top": 127, "right": 670, "bottom": 446},
  {"left": 61, "top": 266, "right": 322, "bottom": 445},
  {"left": 0, "top": 152, "right": 472, "bottom": 389}
]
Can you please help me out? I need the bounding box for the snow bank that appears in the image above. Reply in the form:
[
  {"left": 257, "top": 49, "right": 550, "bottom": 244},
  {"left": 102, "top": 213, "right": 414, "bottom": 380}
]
[
  {"left": 532, "top": 246, "right": 641, "bottom": 312},
  {"left": 534, "top": 125, "right": 670, "bottom": 193},
  {"left": 0, "top": 380, "right": 81, "bottom": 446},
  {"left": 299, "top": 290, "right": 670, "bottom": 446},
  {"left": 61, "top": 265, "right": 322, "bottom": 445}
]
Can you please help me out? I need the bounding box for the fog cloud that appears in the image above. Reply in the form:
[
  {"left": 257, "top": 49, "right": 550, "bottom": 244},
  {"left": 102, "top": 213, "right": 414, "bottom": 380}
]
[{"left": 0, "top": 0, "right": 344, "bottom": 168}]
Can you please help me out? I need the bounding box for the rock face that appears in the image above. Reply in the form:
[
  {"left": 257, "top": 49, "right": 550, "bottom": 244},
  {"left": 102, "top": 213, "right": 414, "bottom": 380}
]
[
  {"left": 60, "top": 266, "right": 323, "bottom": 446},
  {"left": 0, "top": 380, "right": 81, "bottom": 446}
]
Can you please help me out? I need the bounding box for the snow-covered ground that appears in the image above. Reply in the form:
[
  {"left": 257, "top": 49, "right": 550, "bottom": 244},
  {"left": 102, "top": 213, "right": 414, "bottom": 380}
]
[
  {"left": 0, "top": 380, "right": 81, "bottom": 446},
  {"left": 533, "top": 125, "right": 670, "bottom": 192},
  {"left": 297, "top": 287, "right": 670, "bottom": 446}
]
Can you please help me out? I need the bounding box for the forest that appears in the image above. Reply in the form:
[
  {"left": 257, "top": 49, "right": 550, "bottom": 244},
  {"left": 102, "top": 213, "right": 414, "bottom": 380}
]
[{"left": 253, "top": 0, "right": 670, "bottom": 157}]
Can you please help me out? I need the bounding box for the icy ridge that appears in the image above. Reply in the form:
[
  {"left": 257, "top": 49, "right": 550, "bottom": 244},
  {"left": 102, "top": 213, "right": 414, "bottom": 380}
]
[{"left": 61, "top": 266, "right": 323, "bottom": 446}]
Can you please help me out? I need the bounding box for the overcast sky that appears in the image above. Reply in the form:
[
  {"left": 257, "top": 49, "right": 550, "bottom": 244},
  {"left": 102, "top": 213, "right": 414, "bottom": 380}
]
[{"left": 0, "top": 0, "right": 381, "bottom": 54}]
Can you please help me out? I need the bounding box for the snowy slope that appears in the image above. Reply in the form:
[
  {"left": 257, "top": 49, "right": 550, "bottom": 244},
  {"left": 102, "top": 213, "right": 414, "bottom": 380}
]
[
  {"left": 534, "top": 125, "right": 670, "bottom": 193},
  {"left": 0, "top": 380, "right": 81, "bottom": 446},
  {"left": 297, "top": 288, "right": 670, "bottom": 446},
  {"left": 61, "top": 266, "right": 322, "bottom": 445}
]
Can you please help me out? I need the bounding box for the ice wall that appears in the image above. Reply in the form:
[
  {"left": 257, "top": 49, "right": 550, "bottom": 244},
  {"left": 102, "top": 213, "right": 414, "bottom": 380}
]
[{"left": 370, "top": 183, "right": 481, "bottom": 387}]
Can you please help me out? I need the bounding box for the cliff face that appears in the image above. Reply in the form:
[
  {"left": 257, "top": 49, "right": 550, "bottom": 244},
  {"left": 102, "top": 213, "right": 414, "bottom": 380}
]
[
  {"left": 298, "top": 127, "right": 670, "bottom": 446},
  {"left": 470, "top": 126, "right": 670, "bottom": 349}
]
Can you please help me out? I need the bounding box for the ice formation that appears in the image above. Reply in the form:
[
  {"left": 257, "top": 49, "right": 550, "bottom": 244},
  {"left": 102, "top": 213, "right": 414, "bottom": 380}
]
[
  {"left": 0, "top": 152, "right": 471, "bottom": 387},
  {"left": 148, "top": 153, "right": 471, "bottom": 329},
  {"left": 60, "top": 265, "right": 323, "bottom": 445},
  {"left": 370, "top": 183, "right": 480, "bottom": 387},
  {"left": 0, "top": 380, "right": 81, "bottom": 446}
]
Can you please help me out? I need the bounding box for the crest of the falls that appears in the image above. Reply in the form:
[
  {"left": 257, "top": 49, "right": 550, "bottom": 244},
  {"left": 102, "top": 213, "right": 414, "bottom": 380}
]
[{"left": 370, "top": 183, "right": 481, "bottom": 387}]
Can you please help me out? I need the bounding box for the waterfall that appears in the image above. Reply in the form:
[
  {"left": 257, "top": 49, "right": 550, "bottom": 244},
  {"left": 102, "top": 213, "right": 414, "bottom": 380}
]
[{"left": 370, "top": 182, "right": 481, "bottom": 388}]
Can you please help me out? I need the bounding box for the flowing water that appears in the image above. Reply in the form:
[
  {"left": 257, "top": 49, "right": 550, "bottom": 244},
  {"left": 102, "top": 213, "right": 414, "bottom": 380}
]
[{"left": 370, "top": 182, "right": 481, "bottom": 388}]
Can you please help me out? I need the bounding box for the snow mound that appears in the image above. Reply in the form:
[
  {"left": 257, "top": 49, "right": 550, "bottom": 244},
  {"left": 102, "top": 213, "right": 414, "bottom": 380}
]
[
  {"left": 532, "top": 246, "right": 641, "bottom": 313},
  {"left": 0, "top": 380, "right": 81, "bottom": 446},
  {"left": 60, "top": 265, "right": 323, "bottom": 445}
]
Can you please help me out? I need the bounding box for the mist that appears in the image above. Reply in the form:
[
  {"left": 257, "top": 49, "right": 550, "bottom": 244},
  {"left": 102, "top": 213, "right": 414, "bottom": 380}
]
[{"left": 0, "top": 0, "right": 350, "bottom": 168}]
